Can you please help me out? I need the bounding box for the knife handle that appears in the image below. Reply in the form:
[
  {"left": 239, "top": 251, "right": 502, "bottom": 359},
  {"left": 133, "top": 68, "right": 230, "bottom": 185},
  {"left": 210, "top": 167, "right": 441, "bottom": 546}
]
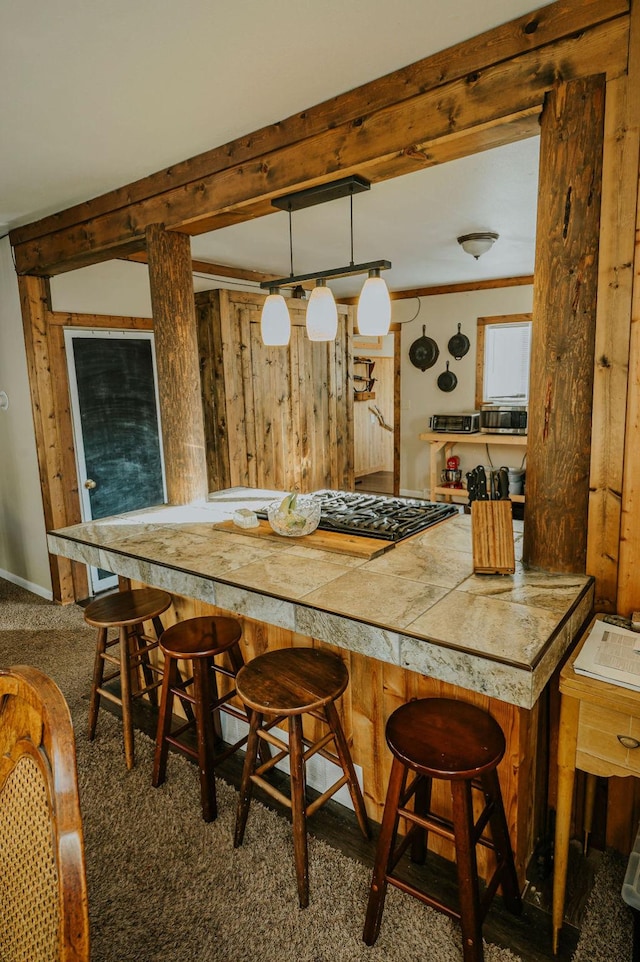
[
  {"left": 475, "top": 466, "right": 489, "bottom": 500},
  {"left": 498, "top": 467, "right": 510, "bottom": 500}
]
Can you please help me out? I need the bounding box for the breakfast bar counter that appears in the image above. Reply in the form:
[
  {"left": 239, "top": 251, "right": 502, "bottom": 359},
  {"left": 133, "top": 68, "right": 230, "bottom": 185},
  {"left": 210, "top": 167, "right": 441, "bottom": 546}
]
[{"left": 48, "top": 488, "right": 593, "bottom": 881}]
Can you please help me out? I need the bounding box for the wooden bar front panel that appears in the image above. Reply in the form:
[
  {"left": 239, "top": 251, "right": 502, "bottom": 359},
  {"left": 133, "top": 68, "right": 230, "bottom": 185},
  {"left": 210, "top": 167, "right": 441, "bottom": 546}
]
[{"left": 143, "top": 584, "right": 541, "bottom": 885}]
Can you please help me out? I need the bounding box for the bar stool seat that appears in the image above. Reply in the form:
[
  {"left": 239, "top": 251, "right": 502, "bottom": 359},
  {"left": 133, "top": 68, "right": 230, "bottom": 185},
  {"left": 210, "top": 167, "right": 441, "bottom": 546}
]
[
  {"left": 85, "top": 586, "right": 172, "bottom": 770},
  {"left": 152, "top": 615, "right": 254, "bottom": 822},
  {"left": 233, "top": 647, "right": 371, "bottom": 908},
  {"left": 363, "top": 697, "right": 522, "bottom": 962}
]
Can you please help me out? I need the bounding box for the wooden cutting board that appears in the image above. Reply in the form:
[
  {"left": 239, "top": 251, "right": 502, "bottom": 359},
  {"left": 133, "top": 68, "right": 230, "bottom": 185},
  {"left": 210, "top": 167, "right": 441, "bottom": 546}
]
[{"left": 212, "top": 519, "right": 394, "bottom": 560}]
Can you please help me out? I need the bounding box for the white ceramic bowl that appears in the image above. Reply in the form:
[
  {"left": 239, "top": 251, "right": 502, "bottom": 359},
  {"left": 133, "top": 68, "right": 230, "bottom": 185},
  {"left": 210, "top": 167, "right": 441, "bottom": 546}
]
[{"left": 267, "top": 496, "right": 321, "bottom": 537}]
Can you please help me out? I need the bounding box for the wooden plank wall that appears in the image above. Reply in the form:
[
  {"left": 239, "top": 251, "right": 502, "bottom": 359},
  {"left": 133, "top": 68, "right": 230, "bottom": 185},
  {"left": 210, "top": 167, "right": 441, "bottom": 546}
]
[
  {"left": 141, "top": 585, "right": 539, "bottom": 886},
  {"left": 196, "top": 289, "right": 355, "bottom": 495},
  {"left": 353, "top": 355, "right": 394, "bottom": 478}
]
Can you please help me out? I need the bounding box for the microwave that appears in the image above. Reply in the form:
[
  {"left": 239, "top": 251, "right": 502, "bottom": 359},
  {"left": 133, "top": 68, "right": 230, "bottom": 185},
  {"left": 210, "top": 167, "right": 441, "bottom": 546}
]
[
  {"left": 480, "top": 405, "right": 528, "bottom": 435},
  {"left": 429, "top": 412, "right": 480, "bottom": 434}
]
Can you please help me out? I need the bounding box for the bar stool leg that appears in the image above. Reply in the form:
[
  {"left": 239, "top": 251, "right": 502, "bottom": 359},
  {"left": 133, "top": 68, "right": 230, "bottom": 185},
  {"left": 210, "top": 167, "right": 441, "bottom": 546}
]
[
  {"left": 451, "top": 780, "right": 483, "bottom": 962},
  {"left": 234, "top": 710, "right": 262, "bottom": 847},
  {"left": 131, "top": 624, "right": 158, "bottom": 707},
  {"left": 363, "top": 757, "right": 408, "bottom": 946},
  {"left": 410, "top": 773, "right": 432, "bottom": 864},
  {"left": 481, "top": 769, "right": 522, "bottom": 914},
  {"left": 152, "top": 657, "right": 178, "bottom": 788},
  {"left": 117, "top": 626, "right": 136, "bottom": 770},
  {"left": 324, "top": 701, "right": 371, "bottom": 839},
  {"left": 289, "top": 714, "right": 310, "bottom": 908},
  {"left": 193, "top": 659, "right": 217, "bottom": 822},
  {"left": 88, "top": 626, "right": 107, "bottom": 740}
]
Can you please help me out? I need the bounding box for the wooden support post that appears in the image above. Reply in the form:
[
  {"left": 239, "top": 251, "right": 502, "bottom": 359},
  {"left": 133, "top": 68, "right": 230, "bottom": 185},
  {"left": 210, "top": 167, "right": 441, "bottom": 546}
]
[
  {"left": 17, "top": 275, "right": 82, "bottom": 602},
  {"left": 146, "top": 225, "right": 208, "bottom": 505},
  {"left": 523, "top": 75, "right": 606, "bottom": 573},
  {"left": 617, "top": 0, "right": 640, "bottom": 617}
]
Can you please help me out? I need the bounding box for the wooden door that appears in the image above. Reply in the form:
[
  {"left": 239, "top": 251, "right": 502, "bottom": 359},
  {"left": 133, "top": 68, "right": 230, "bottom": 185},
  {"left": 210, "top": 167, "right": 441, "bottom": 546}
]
[{"left": 65, "top": 329, "right": 166, "bottom": 592}]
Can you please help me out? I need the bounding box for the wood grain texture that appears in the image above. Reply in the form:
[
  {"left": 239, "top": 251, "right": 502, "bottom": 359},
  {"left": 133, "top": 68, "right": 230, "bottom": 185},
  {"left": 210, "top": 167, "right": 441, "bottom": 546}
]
[
  {"left": 196, "top": 289, "right": 353, "bottom": 495},
  {"left": 617, "top": 0, "right": 640, "bottom": 617},
  {"left": 132, "top": 582, "right": 541, "bottom": 885},
  {"left": 146, "top": 225, "right": 208, "bottom": 505},
  {"left": 17, "top": 275, "right": 76, "bottom": 602},
  {"left": 11, "top": 0, "right": 626, "bottom": 252},
  {"left": 471, "top": 501, "right": 516, "bottom": 574},
  {"left": 523, "top": 75, "right": 606, "bottom": 573},
  {"left": 587, "top": 57, "right": 640, "bottom": 610},
  {"left": 353, "top": 356, "right": 394, "bottom": 477},
  {"left": 12, "top": 16, "right": 628, "bottom": 276}
]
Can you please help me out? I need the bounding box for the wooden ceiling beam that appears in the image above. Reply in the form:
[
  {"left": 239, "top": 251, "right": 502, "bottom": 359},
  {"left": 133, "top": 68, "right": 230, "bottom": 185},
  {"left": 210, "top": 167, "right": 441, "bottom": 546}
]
[
  {"left": 11, "top": 11, "right": 628, "bottom": 276},
  {"left": 121, "top": 250, "right": 274, "bottom": 284},
  {"left": 186, "top": 108, "right": 542, "bottom": 237},
  {"left": 340, "top": 275, "right": 535, "bottom": 305},
  {"left": 10, "top": 0, "right": 627, "bottom": 251}
]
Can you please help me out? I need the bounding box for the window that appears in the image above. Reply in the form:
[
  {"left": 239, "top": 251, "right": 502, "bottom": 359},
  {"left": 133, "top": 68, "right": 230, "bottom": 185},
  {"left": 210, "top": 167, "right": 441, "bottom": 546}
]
[{"left": 475, "top": 314, "right": 532, "bottom": 409}]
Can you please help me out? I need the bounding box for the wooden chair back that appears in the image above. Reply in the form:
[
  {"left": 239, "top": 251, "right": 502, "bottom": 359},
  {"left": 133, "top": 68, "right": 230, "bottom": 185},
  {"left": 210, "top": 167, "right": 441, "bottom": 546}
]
[{"left": 0, "top": 665, "right": 90, "bottom": 961}]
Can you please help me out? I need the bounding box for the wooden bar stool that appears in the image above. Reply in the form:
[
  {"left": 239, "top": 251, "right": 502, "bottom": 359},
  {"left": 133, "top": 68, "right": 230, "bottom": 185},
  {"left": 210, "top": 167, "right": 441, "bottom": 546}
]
[
  {"left": 152, "top": 615, "right": 255, "bottom": 822},
  {"left": 233, "top": 647, "right": 371, "bottom": 908},
  {"left": 85, "top": 586, "right": 172, "bottom": 770},
  {"left": 363, "top": 697, "right": 522, "bottom": 962}
]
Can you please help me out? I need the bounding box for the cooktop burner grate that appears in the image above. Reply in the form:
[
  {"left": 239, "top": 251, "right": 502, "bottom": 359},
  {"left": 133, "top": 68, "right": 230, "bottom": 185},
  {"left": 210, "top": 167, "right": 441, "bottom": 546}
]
[{"left": 261, "top": 491, "right": 458, "bottom": 542}]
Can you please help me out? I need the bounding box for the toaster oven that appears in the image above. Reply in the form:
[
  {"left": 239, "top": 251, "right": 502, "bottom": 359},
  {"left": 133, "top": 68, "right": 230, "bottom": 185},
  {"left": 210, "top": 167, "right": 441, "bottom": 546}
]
[
  {"left": 429, "top": 412, "right": 480, "bottom": 434},
  {"left": 480, "top": 405, "right": 528, "bottom": 435}
]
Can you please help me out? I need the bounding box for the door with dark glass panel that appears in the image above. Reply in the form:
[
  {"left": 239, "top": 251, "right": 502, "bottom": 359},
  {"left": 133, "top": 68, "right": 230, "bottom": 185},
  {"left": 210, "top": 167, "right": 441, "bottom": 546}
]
[{"left": 65, "top": 330, "right": 166, "bottom": 594}]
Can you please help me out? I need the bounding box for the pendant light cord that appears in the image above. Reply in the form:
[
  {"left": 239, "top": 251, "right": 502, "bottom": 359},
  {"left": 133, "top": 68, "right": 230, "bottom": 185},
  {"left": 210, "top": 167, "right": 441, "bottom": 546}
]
[
  {"left": 349, "top": 192, "right": 355, "bottom": 267},
  {"left": 288, "top": 208, "right": 294, "bottom": 278}
]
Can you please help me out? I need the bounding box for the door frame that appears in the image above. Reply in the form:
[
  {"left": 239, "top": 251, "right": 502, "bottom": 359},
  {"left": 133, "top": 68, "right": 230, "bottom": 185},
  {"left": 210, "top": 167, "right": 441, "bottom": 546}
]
[{"left": 64, "top": 326, "right": 166, "bottom": 594}]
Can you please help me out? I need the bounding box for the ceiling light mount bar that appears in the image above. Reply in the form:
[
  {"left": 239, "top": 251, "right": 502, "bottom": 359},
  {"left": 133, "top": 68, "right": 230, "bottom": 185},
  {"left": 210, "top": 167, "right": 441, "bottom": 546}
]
[
  {"left": 260, "top": 259, "right": 391, "bottom": 291},
  {"left": 270, "top": 175, "right": 371, "bottom": 212},
  {"left": 260, "top": 174, "right": 392, "bottom": 344}
]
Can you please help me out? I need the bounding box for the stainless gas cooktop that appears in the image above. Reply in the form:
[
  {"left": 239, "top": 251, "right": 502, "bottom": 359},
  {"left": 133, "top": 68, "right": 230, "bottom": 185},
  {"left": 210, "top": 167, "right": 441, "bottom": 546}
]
[{"left": 308, "top": 490, "right": 458, "bottom": 542}]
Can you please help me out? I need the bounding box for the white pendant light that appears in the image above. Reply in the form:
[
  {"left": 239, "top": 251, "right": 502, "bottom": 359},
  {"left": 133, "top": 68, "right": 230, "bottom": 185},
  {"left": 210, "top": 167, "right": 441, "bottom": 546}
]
[
  {"left": 261, "top": 289, "right": 291, "bottom": 346},
  {"left": 306, "top": 280, "right": 338, "bottom": 341},
  {"left": 357, "top": 269, "right": 391, "bottom": 336}
]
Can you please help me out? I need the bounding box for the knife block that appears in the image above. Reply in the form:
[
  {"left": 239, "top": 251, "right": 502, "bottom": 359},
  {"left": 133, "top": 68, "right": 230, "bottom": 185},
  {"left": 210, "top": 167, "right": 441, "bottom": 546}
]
[{"left": 471, "top": 501, "right": 515, "bottom": 574}]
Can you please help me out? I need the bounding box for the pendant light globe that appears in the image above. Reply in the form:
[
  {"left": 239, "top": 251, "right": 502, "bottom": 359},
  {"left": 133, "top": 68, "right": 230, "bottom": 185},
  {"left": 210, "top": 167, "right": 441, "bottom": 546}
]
[
  {"left": 357, "top": 269, "right": 391, "bottom": 336},
  {"left": 306, "top": 280, "right": 338, "bottom": 341},
  {"left": 261, "top": 290, "right": 291, "bottom": 346}
]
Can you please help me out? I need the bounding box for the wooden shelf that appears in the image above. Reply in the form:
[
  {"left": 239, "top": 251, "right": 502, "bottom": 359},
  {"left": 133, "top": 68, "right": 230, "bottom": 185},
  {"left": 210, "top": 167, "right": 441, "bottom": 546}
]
[
  {"left": 354, "top": 391, "right": 376, "bottom": 402},
  {"left": 432, "top": 486, "right": 525, "bottom": 504},
  {"left": 419, "top": 431, "right": 527, "bottom": 445},
  {"left": 421, "top": 432, "right": 527, "bottom": 504}
]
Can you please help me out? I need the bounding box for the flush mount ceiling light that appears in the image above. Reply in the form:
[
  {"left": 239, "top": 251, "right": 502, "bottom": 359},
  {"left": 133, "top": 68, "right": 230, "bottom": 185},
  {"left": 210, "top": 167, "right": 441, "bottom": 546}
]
[
  {"left": 260, "top": 175, "right": 392, "bottom": 344},
  {"left": 457, "top": 231, "right": 499, "bottom": 260}
]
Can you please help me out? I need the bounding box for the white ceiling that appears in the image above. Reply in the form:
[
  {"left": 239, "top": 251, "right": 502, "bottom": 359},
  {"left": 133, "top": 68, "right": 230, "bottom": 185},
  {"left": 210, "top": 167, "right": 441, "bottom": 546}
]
[{"left": 0, "top": 0, "right": 543, "bottom": 295}]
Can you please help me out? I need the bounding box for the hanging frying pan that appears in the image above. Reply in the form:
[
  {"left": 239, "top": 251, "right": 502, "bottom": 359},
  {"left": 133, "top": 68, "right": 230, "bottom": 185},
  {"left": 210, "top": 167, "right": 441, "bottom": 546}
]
[
  {"left": 437, "top": 361, "right": 458, "bottom": 392},
  {"left": 448, "top": 323, "right": 470, "bottom": 360},
  {"left": 409, "top": 325, "right": 439, "bottom": 372}
]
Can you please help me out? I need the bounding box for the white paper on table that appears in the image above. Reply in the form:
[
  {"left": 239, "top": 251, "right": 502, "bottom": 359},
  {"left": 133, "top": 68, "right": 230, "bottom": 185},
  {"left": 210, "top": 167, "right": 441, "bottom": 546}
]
[{"left": 574, "top": 619, "right": 640, "bottom": 692}]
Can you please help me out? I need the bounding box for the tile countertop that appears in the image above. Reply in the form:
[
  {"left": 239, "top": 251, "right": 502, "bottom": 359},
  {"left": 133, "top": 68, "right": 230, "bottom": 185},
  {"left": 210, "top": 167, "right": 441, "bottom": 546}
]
[{"left": 47, "top": 488, "right": 594, "bottom": 710}]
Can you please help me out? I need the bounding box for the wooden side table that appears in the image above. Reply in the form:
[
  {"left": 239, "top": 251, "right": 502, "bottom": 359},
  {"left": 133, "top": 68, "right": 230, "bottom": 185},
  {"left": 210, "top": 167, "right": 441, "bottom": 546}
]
[{"left": 553, "top": 615, "right": 640, "bottom": 953}]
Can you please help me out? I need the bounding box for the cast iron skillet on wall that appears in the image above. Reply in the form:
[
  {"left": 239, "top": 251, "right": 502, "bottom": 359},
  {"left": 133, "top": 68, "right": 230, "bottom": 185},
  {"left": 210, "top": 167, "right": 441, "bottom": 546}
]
[
  {"left": 409, "top": 325, "right": 439, "bottom": 372},
  {"left": 448, "top": 323, "right": 470, "bottom": 360},
  {"left": 437, "top": 361, "right": 458, "bottom": 392}
]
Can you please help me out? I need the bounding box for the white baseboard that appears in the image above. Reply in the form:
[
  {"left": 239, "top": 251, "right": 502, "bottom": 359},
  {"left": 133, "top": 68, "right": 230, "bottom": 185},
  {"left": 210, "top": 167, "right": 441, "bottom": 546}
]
[
  {"left": 400, "top": 488, "right": 424, "bottom": 499},
  {"left": 0, "top": 567, "right": 53, "bottom": 601}
]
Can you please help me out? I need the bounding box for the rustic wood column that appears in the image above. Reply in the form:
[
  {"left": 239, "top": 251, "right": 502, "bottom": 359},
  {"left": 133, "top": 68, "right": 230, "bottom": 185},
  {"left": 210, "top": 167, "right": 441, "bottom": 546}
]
[
  {"left": 146, "top": 224, "right": 208, "bottom": 504},
  {"left": 18, "top": 274, "right": 82, "bottom": 602},
  {"left": 522, "top": 75, "right": 605, "bottom": 573},
  {"left": 617, "top": 0, "right": 640, "bottom": 618}
]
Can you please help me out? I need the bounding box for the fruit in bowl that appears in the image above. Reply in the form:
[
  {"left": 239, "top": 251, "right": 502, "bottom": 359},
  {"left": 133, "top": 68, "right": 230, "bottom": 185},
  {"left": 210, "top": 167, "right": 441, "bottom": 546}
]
[{"left": 267, "top": 493, "right": 321, "bottom": 537}]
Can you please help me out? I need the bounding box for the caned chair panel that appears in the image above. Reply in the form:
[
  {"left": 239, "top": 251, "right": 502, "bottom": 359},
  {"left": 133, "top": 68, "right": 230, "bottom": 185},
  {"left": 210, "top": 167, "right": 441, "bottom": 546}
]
[{"left": 0, "top": 665, "right": 90, "bottom": 962}]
